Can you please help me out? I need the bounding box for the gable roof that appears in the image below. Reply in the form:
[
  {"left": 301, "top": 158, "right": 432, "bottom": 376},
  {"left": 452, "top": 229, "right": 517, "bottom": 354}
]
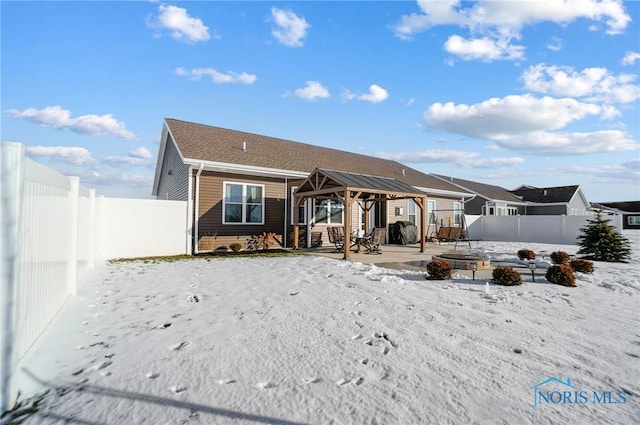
[
  {"left": 163, "top": 118, "right": 469, "bottom": 196},
  {"left": 430, "top": 174, "right": 525, "bottom": 204},
  {"left": 594, "top": 201, "right": 640, "bottom": 213},
  {"left": 511, "top": 185, "right": 580, "bottom": 203}
]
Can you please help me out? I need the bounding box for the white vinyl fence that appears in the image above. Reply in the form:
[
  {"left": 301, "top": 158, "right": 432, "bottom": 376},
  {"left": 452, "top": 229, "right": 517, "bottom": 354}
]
[
  {"left": 1, "top": 142, "right": 188, "bottom": 412},
  {"left": 467, "top": 214, "right": 623, "bottom": 245}
]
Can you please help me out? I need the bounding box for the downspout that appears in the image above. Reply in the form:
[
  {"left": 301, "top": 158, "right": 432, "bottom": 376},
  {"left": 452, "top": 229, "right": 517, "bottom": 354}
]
[
  {"left": 284, "top": 178, "right": 288, "bottom": 248},
  {"left": 193, "top": 163, "right": 204, "bottom": 254}
]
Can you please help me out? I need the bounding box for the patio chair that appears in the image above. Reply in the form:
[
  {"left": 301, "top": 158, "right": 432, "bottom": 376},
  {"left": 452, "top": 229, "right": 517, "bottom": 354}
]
[
  {"left": 364, "top": 227, "right": 385, "bottom": 254},
  {"left": 327, "top": 227, "right": 345, "bottom": 252}
]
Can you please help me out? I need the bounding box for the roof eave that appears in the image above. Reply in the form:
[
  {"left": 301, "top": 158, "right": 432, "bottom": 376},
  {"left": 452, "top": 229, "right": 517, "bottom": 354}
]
[{"left": 182, "top": 158, "right": 310, "bottom": 179}]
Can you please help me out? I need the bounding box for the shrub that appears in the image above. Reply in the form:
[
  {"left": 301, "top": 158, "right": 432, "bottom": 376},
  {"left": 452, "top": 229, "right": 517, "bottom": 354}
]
[
  {"left": 517, "top": 249, "right": 535, "bottom": 260},
  {"left": 545, "top": 264, "right": 576, "bottom": 287},
  {"left": 577, "top": 210, "right": 631, "bottom": 263},
  {"left": 426, "top": 260, "right": 452, "bottom": 280},
  {"left": 492, "top": 267, "right": 522, "bottom": 286},
  {"left": 229, "top": 243, "right": 242, "bottom": 253},
  {"left": 570, "top": 259, "right": 594, "bottom": 274},
  {"left": 214, "top": 246, "right": 229, "bottom": 253},
  {"left": 550, "top": 251, "right": 571, "bottom": 265}
]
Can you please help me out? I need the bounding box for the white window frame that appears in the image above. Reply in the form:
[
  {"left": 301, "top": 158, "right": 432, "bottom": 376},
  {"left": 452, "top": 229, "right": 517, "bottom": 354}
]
[
  {"left": 428, "top": 200, "right": 437, "bottom": 224},
  {"left": 313, "top": 199, "right": 344, "bottom": 225},
  {"left": 628, "top": 216, "right": 640, "bottom": 226},
  {"left": 407, "top": 199, "right": 417, "bottom": 225},
  {"left": 453, "top": 201, "right": 462, "bottom": 225},
  {"left": 291, "top": 187, "right": 307, "bottom": 225},
  {"left": 222, "top": 181, "right": 265, "bottom": 225}
]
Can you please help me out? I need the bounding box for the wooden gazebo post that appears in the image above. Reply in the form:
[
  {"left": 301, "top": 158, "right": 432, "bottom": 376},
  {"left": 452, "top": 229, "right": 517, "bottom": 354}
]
[
  {"left": 293, "top": 195, "right": 304, "bottom": 250},
  {"left": 343, "top": 189, "right": 351, "bottom": 260}
]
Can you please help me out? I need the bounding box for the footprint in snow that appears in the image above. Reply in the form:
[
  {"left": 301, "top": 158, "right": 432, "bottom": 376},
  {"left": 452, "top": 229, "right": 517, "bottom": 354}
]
[
  {"left": 170, "top": 385, "right": 187, "bottom": 394},
  {"left": 373, "top": 296, "right": 380, "bottom": 301},
  {"left": 88, "top": 361, "right": 112, "bottom": 372},
  {"left": 336, "top": 378, "right": 350, "bottom": 386},
  {"left": 146, "top": 372, "right": 160, "bottom": 379},
  {"left": 302, "top": 377, "right": 321, "bottom": 384},
  {"left": 169, "top": 342, "right": 189, "bottom": 351},
  {"left": 256, "top": 381, "right": 276, "bottom": 389},
  {"left": 351, "top": 334, "right": 362, "bottom": 340},
  {"left": 352, "top": 377, "right": 364, "bottom": 386},
  {"left": 216, "top": 379, "right": 236, "bottom": 384},
  {"left": 187, "top": 295, "right": 199, "bottom": 303},
  {"left": 289, "top": 291, "right": 300, "bottom": 296},
  {"left": 157, "top": 323, "right": 172, "bottom": 329}
]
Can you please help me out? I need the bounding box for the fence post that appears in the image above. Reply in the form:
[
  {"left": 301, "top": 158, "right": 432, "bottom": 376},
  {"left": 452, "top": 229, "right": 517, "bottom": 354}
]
[
  {"left": 0, "top": 142, "right": 26, "bottom": 413},
  {"left": 67, "top": 176, "right": 79, "bottom": 296},
  {"left": 88, "top": 189, "right": 96, "bottom": 270}
]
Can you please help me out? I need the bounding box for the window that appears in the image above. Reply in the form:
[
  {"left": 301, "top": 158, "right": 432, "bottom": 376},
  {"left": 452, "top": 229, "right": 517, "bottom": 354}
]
[
  {"left": 508, "top": 207, "right": 518, "bottom": 216},
  {"left": 291, "top": 187, "right": 306, "bottom": 225},
  {"left": 407, "top": 199, "right": 417, "bottom": 225},
  {"left": 314, "top": 199, "right": 343, "bottom": 225},
  {"left": 223, "top": 182, "right": 264, "bottom": 224},
  {"left": 629, "top": 216, "right": 640, "bottom": 226},
  {"left": 428, "top": 200, "right": 437, "bottom": 224},
  {"left": 453, "top": 202, "right": 462, "bottom": 225}
]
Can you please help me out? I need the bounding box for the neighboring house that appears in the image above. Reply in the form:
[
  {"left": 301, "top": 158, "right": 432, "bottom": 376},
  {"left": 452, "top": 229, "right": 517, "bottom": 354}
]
[
  {"left": 430, "top": 174, "right": 526, "bottom": 216},
  {"left": 152, "top": 118, "right": 472, "bottom": 253},
  {"left": 510, "top": 185, "right": 592, "bottom": 216},
  {"left": 592, "top": 201, "right": 640, "bottom": 229}
]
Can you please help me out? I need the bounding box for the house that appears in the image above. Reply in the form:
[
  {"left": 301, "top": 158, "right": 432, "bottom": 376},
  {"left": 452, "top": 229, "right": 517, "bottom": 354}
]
[
  {"left": 510, "top": 185, "right": 592, "bottom": 216},
  {"left": 592, "top": 201, "right": 640, "bottom": 229},
  {"left": 152, "top": 118, "right": 472, "bottom": 253},
  {"left": 430, "top": 174, "right": 526, "bottom": 216}
]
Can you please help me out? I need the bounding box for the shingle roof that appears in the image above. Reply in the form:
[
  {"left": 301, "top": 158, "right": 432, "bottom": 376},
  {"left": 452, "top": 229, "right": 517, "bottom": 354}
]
[
  {"left": 510, "top": 185, "right": 579, "bottom": 203},
  {"left": 595, "top": 201, "right": 640, "bottom": 213},
  {"left": 431, "top": 174, "right": 524, "bottom": 203},
  {"left": 165, "top": 118, "right": 468, "bottom": 195}
]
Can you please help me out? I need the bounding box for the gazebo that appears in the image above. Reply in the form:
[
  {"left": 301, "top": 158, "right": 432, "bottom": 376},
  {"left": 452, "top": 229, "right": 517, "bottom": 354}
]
[{"left": 293, "top": 168, "right": 428, "bottom": 259}]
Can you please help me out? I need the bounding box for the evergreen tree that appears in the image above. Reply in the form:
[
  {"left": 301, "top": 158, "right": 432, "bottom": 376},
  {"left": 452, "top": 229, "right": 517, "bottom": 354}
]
[{"left": 576, "top": 211, "right": 631, "bottom": 263}]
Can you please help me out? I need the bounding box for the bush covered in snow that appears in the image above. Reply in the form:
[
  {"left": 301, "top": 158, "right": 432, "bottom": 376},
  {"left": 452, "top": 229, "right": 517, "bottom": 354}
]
[
  {"left": 426, "top": 260, "right": 452, "bottom": 280},
  {"left": 517, "top": 249, "right": 535, "bottom": 260},
  {"left": 570, "top": 259, "right": 594, "bottom": 274},
  {"left": 550, "top": 251, "right": 571, "bottom": 265},
  {"left": 492, "top": 267, "right": 522, "bottom": 286},
  {"left": 545, "top": 264, "right": 576, "bottom": 286}
]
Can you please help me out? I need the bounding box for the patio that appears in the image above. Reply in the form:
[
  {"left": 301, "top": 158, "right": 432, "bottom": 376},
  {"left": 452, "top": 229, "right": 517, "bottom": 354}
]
[{"left": 298, "top": 240, "right": 497, "bottom": 280}]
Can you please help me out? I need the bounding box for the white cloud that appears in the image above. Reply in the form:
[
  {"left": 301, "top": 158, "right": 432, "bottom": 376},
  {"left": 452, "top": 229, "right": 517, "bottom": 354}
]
[
  {"left": 25, "top": 146, "right": 93, "bottom": 165},
  {"left": 150, "top": 5, "right": 210, "bottom": 43},
  {"left": 392, "top": 0, "right": 630, "bottom": 61},
  {"left": 521, "top": 63, "right": 640, "bottom": 104},
  {"left": 271, "top": 8, "right": 310, "bottom": 47},
  {"left": 546, "top": 37, "right": 563, "bottom": 52},
  {"left": 424, "top": 94, "right": 639, "bottom": 155},
  {"left": 293, "top": 81, "right": 330, "bottom": 100},
  {"left": 175, "top": 67, "right": 257, "bottom": 84},
  {"left": 358, "top": 84, "right": 389, "bottom": 103},
  {"left": 104, "top": 147, "right": 153, "bottom": 166},
  {"left": 378, "top": 149, "right": 524, "bottom": 169},
  {"left": 444, "top": 35, "right": 524, "bottom": 62},
  {"left": 622, "top": 51, "right": 640, "bottom": 66},
  {"left": 565, "top": 162, "right": 640, "bottom": 183},
  {"left": 6, "top": 106, "right": 135, "bottom": 140},
  {"left": 393, "top": 0, "right": 630, "bottom": 39},
  {"left": 426, "top": 95, "right": 603, "bottom": 136},
  {"left": 130, "top": 147, "right": 152, "bottom": 159},
  {"left": 495, "top": 130, "right": 638, "bottom": 155}
]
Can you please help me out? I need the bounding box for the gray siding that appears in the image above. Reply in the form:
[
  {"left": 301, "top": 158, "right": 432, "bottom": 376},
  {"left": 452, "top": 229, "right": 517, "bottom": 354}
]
[
  {"left": 526, "top": 205, "right": 567, "bottom": 215},
  {"left": 156, "top": 136, "right": 190, "bottom": 201}
]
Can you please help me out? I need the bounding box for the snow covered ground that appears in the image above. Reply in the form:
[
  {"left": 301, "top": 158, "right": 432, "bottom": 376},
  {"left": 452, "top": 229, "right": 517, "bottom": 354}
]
[{"left": 6, "top": 232, "right": 640, "bottom": 424}]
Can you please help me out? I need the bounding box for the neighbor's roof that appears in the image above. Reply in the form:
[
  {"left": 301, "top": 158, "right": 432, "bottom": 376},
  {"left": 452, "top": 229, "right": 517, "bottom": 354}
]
[
  {"left": 430, "top": 174, "right": 525, "bottom": 204},
  {"left": 164, "top": 118, "right": 469, "bottom": 195},
  {"left": 510, "top": 185, "right": 580, "bottom": 203},
  {"left": 594, "top": 201, "right": 640, "bottom": 213}
]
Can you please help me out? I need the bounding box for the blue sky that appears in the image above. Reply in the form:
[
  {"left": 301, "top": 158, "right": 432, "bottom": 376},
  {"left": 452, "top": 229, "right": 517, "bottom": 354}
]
[{"left": 2, "top": 1, "right": 639, "bottom": 201}]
